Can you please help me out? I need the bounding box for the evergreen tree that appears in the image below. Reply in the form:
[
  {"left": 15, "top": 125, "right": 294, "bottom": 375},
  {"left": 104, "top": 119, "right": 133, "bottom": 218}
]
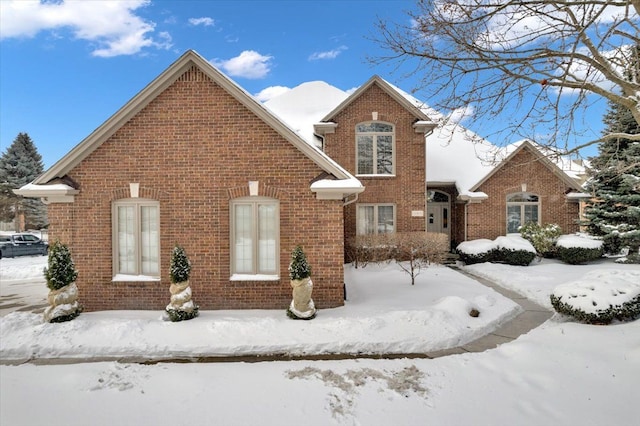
[
  {"left": 288, "top": 246, "right": 311, "bottom": 280},
  {"left": 0, "top": 133, "right": 47, "bottom": 229},
  {"left": 585, "top": 53, "right": 640, "bottom": 260}
]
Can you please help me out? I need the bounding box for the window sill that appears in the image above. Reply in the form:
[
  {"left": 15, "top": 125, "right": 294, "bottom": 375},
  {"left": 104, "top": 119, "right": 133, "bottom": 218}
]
[
  {"left": 112, "top": 274, "right": 161, "bottom": 282},
  {"left": 356, "top": 174, "right": 396, "bottom": 178},
  {"left": 230, "top": 274, "right": 279, "bottom": 282}
]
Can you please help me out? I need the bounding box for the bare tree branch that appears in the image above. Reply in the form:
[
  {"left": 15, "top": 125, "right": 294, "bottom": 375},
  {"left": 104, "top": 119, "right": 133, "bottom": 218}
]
[{"left": 370, "top": 0, "right": 640, "bottom": 156}]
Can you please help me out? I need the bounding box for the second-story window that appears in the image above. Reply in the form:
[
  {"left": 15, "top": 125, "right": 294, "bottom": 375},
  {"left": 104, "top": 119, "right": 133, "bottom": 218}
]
[{"left": 356, "top": 122, "right": 395, "bottom": 175}]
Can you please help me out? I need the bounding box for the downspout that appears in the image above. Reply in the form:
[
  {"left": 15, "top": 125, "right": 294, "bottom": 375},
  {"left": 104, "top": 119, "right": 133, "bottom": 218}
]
[
  {"left": 464, "top": 201, "right": 468, "bottom": 241},
  {"left": 343, "top": 193, "right": 359, "bottom": 206}
]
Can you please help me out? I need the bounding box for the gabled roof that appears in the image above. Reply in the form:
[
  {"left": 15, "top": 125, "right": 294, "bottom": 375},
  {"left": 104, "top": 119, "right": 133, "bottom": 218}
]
[
  {"left": 319, "top": 75, "right": 436, "bottom": 127},
  {"left": 469, "top": 140, "right": 584, "bottom": 192},
  {"left": 28, "top": 50, "right": 361, "bottom": 197}
]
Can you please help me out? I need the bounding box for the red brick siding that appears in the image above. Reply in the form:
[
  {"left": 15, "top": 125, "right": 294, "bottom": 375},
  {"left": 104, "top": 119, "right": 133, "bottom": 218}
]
[
  {"left": 467, "top": 147, "right": 581, "bottom": 240},
  {"left": 48, "top": 66, "right": 345, "bottom": 311},
  {"left": 322, "top": 83, "right": 427, "bottom": 242}
]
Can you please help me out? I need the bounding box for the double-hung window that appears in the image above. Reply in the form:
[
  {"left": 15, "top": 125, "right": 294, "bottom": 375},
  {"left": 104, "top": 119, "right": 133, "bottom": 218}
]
[
  {"left": 506, "top": 193, "right": 540, "bottom": 233},
  {"left": 356, "top": 122, "right": 395, "bottom": 175},
  {"left": 113, "top": 199, "right": 160, "bottom": 278},
  {"left": 357, "top": 204, "right": 395, "bottom": 235},
  {"left": 231, "top": 197, "right": 279, "bottom": 277}
]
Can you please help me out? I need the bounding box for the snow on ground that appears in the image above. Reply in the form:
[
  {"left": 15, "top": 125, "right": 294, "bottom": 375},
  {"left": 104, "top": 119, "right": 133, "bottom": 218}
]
[
  {"left": 1, "top": 256, "right": 639, "bottom": 426},
  {"left": 1, "top": 258, "right": 520, "bottom": 361}
]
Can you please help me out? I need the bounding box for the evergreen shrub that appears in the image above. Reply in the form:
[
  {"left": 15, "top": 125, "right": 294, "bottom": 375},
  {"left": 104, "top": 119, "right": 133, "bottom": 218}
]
[
  {"left": 495, "top": 248, "right": 537, "bottom": 266},
  {"left": 44, "top": 240, "right": 78, "bottom": 290},
  {"left": 556, "top": 246, "right": 604, "bottom": 264},
  {"left": 519, "top": 222, "right": 561, "bottom": 257},
  {"left": 550, "top": 294, "right": 640, "bottom": 325},
  {"left": 289, "top": 246, "right": 311, "bottom": 280},
  {"left": 170, "top": 245, "right": 191, "bottom": 283},
  {"left": 456, "top": 239, "right": 496, "bottom": 265}
]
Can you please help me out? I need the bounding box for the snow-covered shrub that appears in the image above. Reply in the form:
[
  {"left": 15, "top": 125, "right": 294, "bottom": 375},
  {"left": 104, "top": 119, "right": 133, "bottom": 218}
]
[
  {"left": 519, "top": 222, "right": 561, "bottom": 257},
  {"left": 43, "top": 240, "right": 81, "bottom": 323},
  {"left": 288, "top": 245, "right": 311, "bottom": 280},
  {"left": 456, "top": 239, "right": 497, "bottom": 264},
  {"left": 287, "top": 246, "right": 316, "bottom": 320},
  {"left": 170, "top": 244, "right": 191, "bottom": 284},
  {"left": 44, "top": 240, "right": 78, "bottom": 291},
  {"left": 166, "top": 245, "right": 198, "bottom": 322},
  {"left": 494, "top": 236, "right": 537, "bottom": 266},
  {"left": 550, "top": 269, "right": 640, "bottom": 324},
  {"left": 556, "top": 234, "right": 604, "bottom": 264}
]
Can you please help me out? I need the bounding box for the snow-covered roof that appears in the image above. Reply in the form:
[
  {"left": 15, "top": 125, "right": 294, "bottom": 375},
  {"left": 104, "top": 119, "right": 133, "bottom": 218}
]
[
  {"left": 263, "top": 79, "right": 587, "bottom": 200},
  {"left": 264, "top": 81, "right": 349, "bottom": 147}
]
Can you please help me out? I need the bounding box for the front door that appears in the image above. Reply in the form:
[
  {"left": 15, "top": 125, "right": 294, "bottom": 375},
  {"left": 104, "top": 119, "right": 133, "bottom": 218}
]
[{"left": 427, "top": 204, "right": 449, "bottom": 234}]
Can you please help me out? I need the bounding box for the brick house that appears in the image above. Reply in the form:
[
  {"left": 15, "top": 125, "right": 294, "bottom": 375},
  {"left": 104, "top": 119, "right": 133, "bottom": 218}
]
[
  {"left": 16, "top": 50, "right": 363, "bottom": 311},
  {"left": 266, "top": 77, "right": 589, "bottom": 251},
  {"left": 17, "top": 50, "right": 588, "bottom": 312}
]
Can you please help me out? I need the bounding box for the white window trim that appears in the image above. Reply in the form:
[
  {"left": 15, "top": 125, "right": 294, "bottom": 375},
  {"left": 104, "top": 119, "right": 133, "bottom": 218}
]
[
  {"left": 506, "top": 192, "right": 541, "bottom": 233},
  {"left": 230, "top": 197, "right": 280, "bottom": 278},
  {"left": 355, "top": 121, "right": 395, "bottom": 176},
  {"left": 112, "top": 198, "right": 160, "bottom": 281},
  {"left": 356, "top": 203, "right": 396, "bottom": 235}
]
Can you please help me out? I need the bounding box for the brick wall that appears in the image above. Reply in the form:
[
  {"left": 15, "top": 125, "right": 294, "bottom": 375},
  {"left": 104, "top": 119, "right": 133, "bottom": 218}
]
[
  {"left": 467, "top": 146, "right": 581, "bottom": 240},
  {"left": 322, "top": 83, "right": 427, "bottom": 242},
  {"left": 48, "top": 66, "right": 346, "bottom": 311}
]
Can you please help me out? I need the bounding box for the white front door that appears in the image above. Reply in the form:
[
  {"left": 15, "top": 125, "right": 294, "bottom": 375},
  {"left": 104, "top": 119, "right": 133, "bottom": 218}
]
[{"left": 427, "top": 203, "right": 450, "bottom": 239}]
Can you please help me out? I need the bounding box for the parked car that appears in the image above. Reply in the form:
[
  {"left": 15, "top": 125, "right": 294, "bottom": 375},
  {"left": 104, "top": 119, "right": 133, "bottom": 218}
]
[{"left": 0, "top": 233, "right": 49, "bottom": 259}]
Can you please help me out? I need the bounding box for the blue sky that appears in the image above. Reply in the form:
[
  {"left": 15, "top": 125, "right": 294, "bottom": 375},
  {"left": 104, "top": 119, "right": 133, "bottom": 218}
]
[{"left": 0, "top": 0, "right": 604, "bottom": 170}]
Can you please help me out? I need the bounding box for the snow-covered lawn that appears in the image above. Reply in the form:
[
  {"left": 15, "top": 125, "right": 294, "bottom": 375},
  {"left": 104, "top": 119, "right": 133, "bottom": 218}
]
[{"left": 1, "top": 256, "right": 639, "bottom": 426}]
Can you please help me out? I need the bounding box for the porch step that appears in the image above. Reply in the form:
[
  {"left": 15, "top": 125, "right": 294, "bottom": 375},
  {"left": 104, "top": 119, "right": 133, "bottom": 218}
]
[{"left": 442, "top": 252, "right": 460, "bottom": 265}]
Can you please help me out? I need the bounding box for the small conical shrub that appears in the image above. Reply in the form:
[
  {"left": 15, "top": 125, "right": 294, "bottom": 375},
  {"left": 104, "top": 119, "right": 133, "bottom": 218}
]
[
  {"left": 170, "top": 245, "right": 191, "bottom": 283},
  {"left": 288, "top": 245, "right": 311, "bottom": 280},
  {"left": 44, "top": 240, "right": 78, "bottom": 290},
  {"left": 166, "top": 245, "right": 198, "bottom": 322},
  {"left": 43, "top": 240, "right": 81, "bottom": 323}
]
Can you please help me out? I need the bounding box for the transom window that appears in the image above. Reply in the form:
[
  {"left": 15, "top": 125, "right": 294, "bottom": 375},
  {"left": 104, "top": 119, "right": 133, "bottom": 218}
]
[
  {"left": 506, "top": 192, "right": 540, "bottom": 233},
  {"left": 357, "top": 204, "right": 396, "bottom": 235},
  {"left": 356, "top": 122, "right": 395, "bottom": 175},
  {"left": 231, "top": 197, "right": 279, "bottom": 276},
  {"left": 112, "top": 199, "right": 160, "bottom": 278},
  {"left": 427, "top": 190, "right": 450, "bottom": 203}
]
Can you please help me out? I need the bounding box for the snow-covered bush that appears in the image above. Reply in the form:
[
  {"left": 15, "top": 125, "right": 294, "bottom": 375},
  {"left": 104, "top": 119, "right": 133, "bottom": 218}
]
[
  {"left": 556, "top": 234, "right": 604, "bottom": 264},
  {"left": 44, "top": 240, "right": 78, "bottom": 291},
  {"left": 519, "top": 222, "right": 561, "bottom": 257},
  {"left": 494, "top": 236, "right": 537, "bottom": 266},
  {"left": 166, "top": 245, "right": 198, "bottom": 322},
  {"left": 550, "top": 269, "right": 640, "bottom": 324},
  {"left": 43, "top": 240, "right": 82, "bottom": 323},
  {"left": 456, "top": 239, "right": 496, "bottom": 264},
  {"left": 287, "top": 246, "right": 316, "bottom": 320},
  {"left": 288, "top": 245, "right": 311, "bottom": 280}
]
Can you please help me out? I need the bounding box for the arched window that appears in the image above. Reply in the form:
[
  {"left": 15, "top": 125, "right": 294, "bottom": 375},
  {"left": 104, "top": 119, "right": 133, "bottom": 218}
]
[
  {"left": 427, "top": 190, "right": 450, "bottom": 203},
  {"left": 231, "top": 197, "right": 279, "bottom": 277},
  {"left": 356, "top": 122, "right": 395, "bottom": 175},
  {"left": 112, "top": 198, "right": 160, "bottom": 278},
  {"left": 506, "top": 192, "right": 540, "bottom": 233}
]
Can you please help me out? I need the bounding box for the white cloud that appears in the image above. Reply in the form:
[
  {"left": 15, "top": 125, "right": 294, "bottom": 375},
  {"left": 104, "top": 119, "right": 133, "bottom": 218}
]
[
  {"left": 254, "top": 86, "right": 291, "bottom": 102},
  {"left": 0, "top": 0, "right": 171, "bottom": 57},
  {"left": 210, "top": 50, "right": 273, "bottom": 79},
  {"left": 308, "top": 46, "right": 348, "bottom": 61},
  {"left": 188, "top": 17, "right": 215, "bottom": 27}
]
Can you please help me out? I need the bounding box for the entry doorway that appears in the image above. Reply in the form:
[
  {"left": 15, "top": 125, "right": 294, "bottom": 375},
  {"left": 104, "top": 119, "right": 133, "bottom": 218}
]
[{"left": 427, "top": 190, "right": 451, "bottom": 243}]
